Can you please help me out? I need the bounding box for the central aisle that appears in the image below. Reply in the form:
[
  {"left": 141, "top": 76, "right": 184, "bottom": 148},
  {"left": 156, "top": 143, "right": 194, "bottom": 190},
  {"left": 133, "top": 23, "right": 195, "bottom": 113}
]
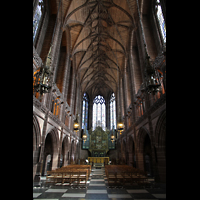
[{"left": 84, "top": 167, "right": 109, "bottom": 199}]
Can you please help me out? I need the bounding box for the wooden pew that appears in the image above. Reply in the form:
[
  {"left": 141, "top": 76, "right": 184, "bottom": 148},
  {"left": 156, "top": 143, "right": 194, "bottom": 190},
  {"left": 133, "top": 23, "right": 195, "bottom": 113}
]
[
  {"left": 105, "top": 165, "right": 149, "bottom": 187},
  {"left": 46, "top": 164, "right": 90, "bottom": 187}
]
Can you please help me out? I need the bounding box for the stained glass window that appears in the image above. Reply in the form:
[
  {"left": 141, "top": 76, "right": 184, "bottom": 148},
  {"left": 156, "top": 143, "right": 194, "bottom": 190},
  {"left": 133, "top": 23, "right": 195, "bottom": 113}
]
[
  {"left": 110, "top": 93, "right": 116, "bottom": 130},
  {"left": 82, "top": 92, "right": 89, "bottom": 149},
  {"left": 82, "top": 93, "right": 89, "bottom": 129},
  {"left": 33, "top": 0, "right": 44, "bottom": 42},
  {"left": 93, "top": 95, "right": 106, "bottom": 130},
  {"left": 155, "top": 0, "right": 166, "bottom": 43}
]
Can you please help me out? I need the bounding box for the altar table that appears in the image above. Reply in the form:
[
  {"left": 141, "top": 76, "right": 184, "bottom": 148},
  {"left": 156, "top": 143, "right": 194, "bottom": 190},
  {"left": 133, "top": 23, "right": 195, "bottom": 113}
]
[{"left": 88, "top": 157, "right": 109, "bottom": 164}]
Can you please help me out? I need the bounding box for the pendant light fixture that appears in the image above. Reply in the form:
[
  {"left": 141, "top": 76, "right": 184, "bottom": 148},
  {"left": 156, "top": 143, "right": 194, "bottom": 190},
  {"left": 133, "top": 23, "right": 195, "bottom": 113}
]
[
  {"left": 117, "top": 115, "right": 124, "bottom": 135},
  {"left": 33, "top": 0, "right": 62, "bottom": 99},
  {"left": 33, "top": 47, "right": 52, "bottom": 98},
  {"left": 73, "top": 114, "right": 79, "bottom": 132},
  {"left": 116, "top": 63, "right": 124, "bottom": 135},
  {"left": 110, "top": 126, "right": 115, "bottom": 143},
  {"left": 82, "top": 125, "right": 87, "bottom": 143}
]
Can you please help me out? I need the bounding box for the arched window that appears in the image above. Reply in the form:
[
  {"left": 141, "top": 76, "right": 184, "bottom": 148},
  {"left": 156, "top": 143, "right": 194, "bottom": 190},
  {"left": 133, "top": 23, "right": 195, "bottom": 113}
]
[
  {"left": 33, "top": 0, "right": 44, "bottom": 42},
  {"left": 155, "top": 0, "right": 166, "bottom": 43},
  {"left": 110, "top": 93, "right": 116, "bottom": 130},
  {"left": 93, "top": 95, "right": 106, "bottom": 130},
  {"left": 82, "top": 93, "right": 89, "bottom": 129}
]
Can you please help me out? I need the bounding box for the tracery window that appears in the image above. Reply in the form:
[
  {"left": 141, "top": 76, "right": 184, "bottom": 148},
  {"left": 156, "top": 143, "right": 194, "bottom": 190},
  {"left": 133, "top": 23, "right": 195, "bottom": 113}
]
[
  {"left": 110, "top": 93, "right": 116, "bottom": 130},
  {"left": 93, "top": 95, "right": 106, "bottom": 130},
  {"left": 33, "top": 0, "right": 44, "bottom": 42},
  {"left": 155, "top": 0, "right": 166, "bottom": 43},
  {"left": 82, "top": 93, "right": 89, "bottom": 129}
]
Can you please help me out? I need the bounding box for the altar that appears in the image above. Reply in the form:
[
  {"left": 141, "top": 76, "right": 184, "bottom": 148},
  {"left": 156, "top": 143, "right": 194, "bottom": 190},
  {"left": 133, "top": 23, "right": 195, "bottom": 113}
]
[{"left": 88, "top": 157, "right": 109, "bottom": 165}]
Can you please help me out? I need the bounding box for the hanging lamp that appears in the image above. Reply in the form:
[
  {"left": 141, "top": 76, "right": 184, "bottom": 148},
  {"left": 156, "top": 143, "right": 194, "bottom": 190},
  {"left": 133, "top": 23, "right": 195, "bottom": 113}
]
[
  {"left": 117, "top": 115, "right": 124, "bottom": 135},
  {"left": 110, "top": 132, "right": 115, "bottom": 143},
  {"left": 116, "top": 64, "right": 124, "bottom": 135},
  {"left": 110, "top": 126, "right": 115, "bottom": 143},
  {"left": 82, "top": 125, "right": 87, "bottom": 143},
  {"left": 82, "top": 132, "right": 87, "bottom": 143},
  {"left": 33, "top": 0, "right": 63, "bottom": 99},
  {"left": 73, "top": 114, "right": 79, "bottom": 132},
  {"left": 145, "top": 54, "right": 161, "bottom": 95},
  {"left": 33, "top": 47, "right": 52, "bottom": 97}
]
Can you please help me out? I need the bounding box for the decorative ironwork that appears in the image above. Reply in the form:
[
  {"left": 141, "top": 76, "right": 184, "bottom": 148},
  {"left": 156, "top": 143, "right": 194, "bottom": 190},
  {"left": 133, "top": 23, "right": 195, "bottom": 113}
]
[{"left": 33, "top": 47, "right": 53, "bottom": 98}]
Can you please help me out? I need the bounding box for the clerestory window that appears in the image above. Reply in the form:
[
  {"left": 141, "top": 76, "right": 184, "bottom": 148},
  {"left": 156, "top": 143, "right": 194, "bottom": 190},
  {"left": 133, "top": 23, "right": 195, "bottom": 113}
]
[
  {"left": 33, "top": 0, "right": 44, "bottom": 42},
  {"left": 155, "top": 0, "right": 166, "bottom": 43}
]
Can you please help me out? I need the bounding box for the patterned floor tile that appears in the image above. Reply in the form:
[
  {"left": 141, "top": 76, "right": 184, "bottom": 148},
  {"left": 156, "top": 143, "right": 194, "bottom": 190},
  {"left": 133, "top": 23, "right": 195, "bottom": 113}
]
[
  {"left": 152, "top": 194, "right": 166, "bottom": 198},
  {"left": 108, "top": 194, "right": 132, "bottom": 198},
  {"left": 127, "top": 189, "right": 149, "bottom": 193}
]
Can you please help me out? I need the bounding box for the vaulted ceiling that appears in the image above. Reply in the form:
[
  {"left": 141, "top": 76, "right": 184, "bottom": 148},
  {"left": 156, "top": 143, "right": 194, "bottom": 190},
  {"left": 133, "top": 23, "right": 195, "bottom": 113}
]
[{"left": 54, "top": 0, "right": 137, "bottom": 99}]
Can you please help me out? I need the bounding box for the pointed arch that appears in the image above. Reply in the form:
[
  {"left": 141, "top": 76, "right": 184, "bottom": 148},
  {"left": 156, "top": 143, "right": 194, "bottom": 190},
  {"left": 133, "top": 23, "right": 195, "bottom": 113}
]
[
  {"left": 155, "top": 109, "right": 166, "bottom": 151},
  {"left": 137, "top": 126, "right": 150, "bottom": 153},
  {"left": 44, "top": 127, "right": 59, "bottom": 170},
  {"left": 33, "top": 113, "right": 41, "bottom": 151}
]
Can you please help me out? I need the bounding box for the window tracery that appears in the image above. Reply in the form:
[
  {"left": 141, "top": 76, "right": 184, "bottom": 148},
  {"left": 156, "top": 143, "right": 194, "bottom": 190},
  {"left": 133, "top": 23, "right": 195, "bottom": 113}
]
[
  {"left": 155, "top": 0, "right": 166, "bottom": 43},
  {"left": 93, "top": 95, "right": 106, "bottom": 130},
  {"left": 33, "top": 0, "right": 44, "bottom": 41}
]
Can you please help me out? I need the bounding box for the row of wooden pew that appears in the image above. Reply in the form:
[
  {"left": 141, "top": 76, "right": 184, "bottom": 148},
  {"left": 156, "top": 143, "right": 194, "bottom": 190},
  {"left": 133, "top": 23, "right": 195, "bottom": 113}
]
[
  {"left": 46, "top": 165, "right": 91, "bottom": 187},
  {"left": 105, "top": 165, "right": 150, "bottom": 187}
]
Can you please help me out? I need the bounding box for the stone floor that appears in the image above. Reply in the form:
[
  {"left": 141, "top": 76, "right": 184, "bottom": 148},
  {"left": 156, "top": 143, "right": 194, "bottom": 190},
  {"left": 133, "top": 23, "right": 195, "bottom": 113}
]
[{"left": 33, "top": 167, "right": 166, "bottom": 200}]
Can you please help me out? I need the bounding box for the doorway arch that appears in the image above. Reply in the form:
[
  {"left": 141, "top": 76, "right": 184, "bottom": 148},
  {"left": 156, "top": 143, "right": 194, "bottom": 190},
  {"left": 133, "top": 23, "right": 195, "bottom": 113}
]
[
  {"left": 128, "top": 135, "right": 136, "bottom": 167},
  {"left": 155, "top": 110, "right": 166, "bottom": 182},
  {"left": 143, "top": 134, "right": 152, "bottom": 176},
  {"left": 70, "top": 139, "right": 75, "bottom": 164},
  {"left": 137, "top": 127, "right": 153, "bottom": 175},
  {"left": 62, "top": 135, "right": 69, "bottom": 166},
  {"left": 33, "top": 113, "right": 41, "bottom": 180},
  {"left": 42, "top": 128, "right": 59, "bottom": 175}
]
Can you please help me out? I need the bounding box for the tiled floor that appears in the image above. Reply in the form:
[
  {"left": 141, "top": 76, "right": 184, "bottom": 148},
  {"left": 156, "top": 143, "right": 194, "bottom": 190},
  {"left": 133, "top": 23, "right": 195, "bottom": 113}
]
[{"left": 33, "top": 167, "right": 166, "bottom": 200}]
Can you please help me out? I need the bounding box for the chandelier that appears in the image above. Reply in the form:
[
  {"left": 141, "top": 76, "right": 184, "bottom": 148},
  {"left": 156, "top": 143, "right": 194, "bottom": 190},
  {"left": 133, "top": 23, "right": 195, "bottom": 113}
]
[
  {"left": 145, "top": 55, "right": 161, "bottom": 95},
  {"left": 117, "top": 116, "right": 125, "bottom": 135},
  {"left": 73, "top": 114, "right": 80, "bottom": 132},
  {"left": 33, "top": 0, "right": 62, "bottom": 99},
  {"left": 33, "top": 47, "right": 52, "bottom": 97}
]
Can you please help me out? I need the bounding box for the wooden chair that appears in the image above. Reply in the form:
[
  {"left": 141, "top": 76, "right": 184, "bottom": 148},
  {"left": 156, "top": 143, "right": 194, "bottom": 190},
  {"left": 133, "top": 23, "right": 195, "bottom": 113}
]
[
  {"left": 62, "top": 171, "right": 71, "bottom": 185},
  {"left": 115, "top": 171, "right": 123, "bottom": 186},
  {"left": 71, "top": 170, "right": 80, "bottom": 186},
  {"left": 107, "top": 170, "right": 116, "bottom": 186},
  {"left": 79, "top": 170, "right": 88, "bottom": 187},
  {"left": 121, "top": 171, "right": 132, "bottom": 186},
  {"left": 46, "top": 171, "right": 55, "bottom": 183},
  {"left": 54, "top": 172, "right": 63, "bottom": 184}
]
